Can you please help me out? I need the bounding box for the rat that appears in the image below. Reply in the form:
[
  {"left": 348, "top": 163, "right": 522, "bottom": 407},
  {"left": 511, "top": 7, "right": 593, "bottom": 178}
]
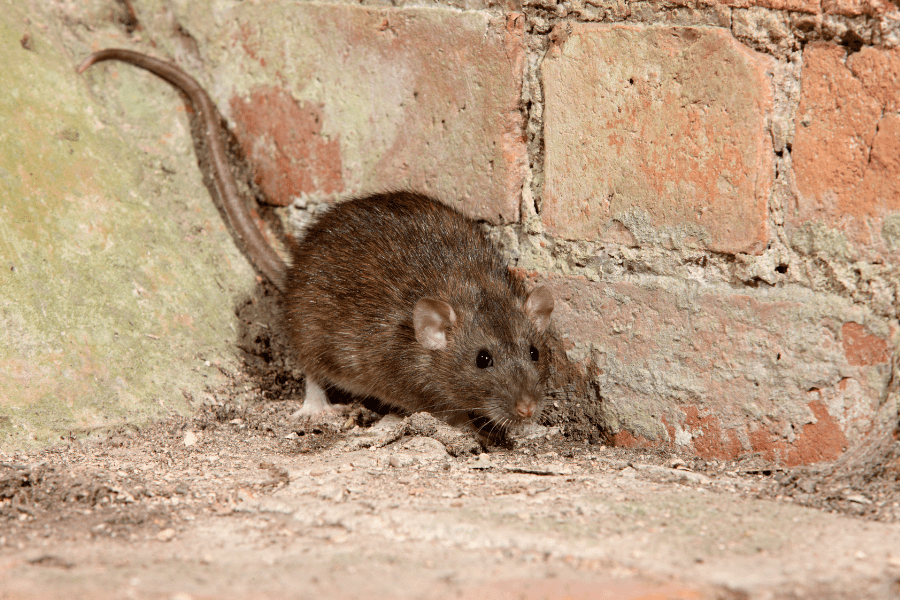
[{"left": 78, "top": 48, "right": 554, "bottom": 435}]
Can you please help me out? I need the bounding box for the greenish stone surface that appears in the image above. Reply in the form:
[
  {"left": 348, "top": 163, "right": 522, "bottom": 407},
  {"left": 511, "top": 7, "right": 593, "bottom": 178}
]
[{"left": 0, "top": 1, "right": 256, "bottom": 449}]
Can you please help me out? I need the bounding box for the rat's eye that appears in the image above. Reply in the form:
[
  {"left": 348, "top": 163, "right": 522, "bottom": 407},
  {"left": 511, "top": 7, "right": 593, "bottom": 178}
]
[
  {"left": 476, "top": 349, "right": 493, "bottom": 369},
  {"left": 529, "top": 346, "right": 539, "bottom": 362}
]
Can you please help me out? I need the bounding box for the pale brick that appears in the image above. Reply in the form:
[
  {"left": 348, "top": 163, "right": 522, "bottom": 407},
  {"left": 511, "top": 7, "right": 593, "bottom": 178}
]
[
  {"left": 822, "top": 0, "right": 898, "bottom": 15},
  {"left": 719, "top": 0, "right": 821, "bottom": 13},
  {"left": 791, "top": 43, "right": 900, "bottom": 261},
  {"left": 714, "top": 0, "right": 897, "bottom": 13},
  {"left": 541, "top": 25, "right": 774, "bottom": 255},
  {"left": 189, "top": 5, "right": 526, "bottom": 223},
  {"left": 544, "top": 273, "right": 894, "bottom": 464}
]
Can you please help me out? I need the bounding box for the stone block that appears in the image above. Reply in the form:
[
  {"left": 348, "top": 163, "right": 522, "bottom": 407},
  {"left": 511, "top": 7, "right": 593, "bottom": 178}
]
[
  {"left": 544, "top": 273, "right": 895, "bottom": 465},
  {"left": 791, "top": 44, "right": 900, "bottom": 261},
  {"left": 541, "top": 24, "right": 774, "bottom": 255},
  {"left": 181, "top": 4, "right": 526, "bottom": 223}
]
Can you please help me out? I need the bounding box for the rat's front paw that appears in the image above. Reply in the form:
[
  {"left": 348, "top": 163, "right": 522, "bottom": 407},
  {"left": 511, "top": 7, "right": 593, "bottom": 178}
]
[{"left": 288, "top": 378, "right": 349, "bottom": 421}]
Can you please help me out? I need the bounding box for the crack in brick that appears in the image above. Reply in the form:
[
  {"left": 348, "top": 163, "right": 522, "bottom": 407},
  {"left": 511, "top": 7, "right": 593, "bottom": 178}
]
[{"left": 864, "top": 110, "right": 884, "bottom": 169}]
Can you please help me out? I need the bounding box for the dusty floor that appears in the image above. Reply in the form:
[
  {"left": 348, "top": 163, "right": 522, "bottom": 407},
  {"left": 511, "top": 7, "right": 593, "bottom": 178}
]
[{"left": 2, "top": 388, "right": 900, "bottom": 600}]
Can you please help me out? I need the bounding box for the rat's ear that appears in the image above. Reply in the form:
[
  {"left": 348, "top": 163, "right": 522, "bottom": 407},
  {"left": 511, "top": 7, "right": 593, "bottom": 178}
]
[
  {"left": 414, "top": 297, "right": 458, "bottom": 350},
  {"left": 524, "top": 285, "right": 554, "bottom": 332}
]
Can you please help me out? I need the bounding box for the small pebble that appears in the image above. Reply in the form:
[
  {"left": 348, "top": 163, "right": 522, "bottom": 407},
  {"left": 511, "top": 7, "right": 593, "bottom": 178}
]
[
  {"left": 619, "top": 466, "right": 638, "bottom": 478},
  {"left": 845, "top": 494, "right": 872, "bottom": 505},
  {"left": 390, "top": 455, "right": 414, "bottom": 468},
  {"left": 468, "top": 454, "right": 494, "bottom": 470},
  {"left": 156, "top": 528, "right": 176, "bottom": 542}
]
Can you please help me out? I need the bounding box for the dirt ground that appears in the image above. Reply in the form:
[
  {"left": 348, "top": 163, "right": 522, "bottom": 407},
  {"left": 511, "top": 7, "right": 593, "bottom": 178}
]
[{"left": 2, "top": 372, "right": 900, "bottom": 600}]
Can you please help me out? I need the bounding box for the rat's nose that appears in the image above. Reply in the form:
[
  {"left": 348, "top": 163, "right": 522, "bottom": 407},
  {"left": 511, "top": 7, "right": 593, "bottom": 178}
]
[{"left": 515, "top": 392, "right": 538, "bottom": 419}]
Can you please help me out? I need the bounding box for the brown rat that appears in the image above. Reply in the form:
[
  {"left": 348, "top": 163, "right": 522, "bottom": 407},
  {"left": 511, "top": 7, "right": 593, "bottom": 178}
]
[{"left": 78, "top": 49, "right": 554, "bottom": 434}]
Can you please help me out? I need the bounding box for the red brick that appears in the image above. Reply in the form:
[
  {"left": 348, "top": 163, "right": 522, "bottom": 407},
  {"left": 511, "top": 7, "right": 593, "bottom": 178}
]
[
  {"left": 230, "top": 87, "right": 343, "bottom": 206},
  {"left": 682, "top": 0, "right": 900, "bottom": 14},
  {"left": 712, "top": 0, "right": 897, "bottom": 13},
  {"left": 849, "top": 46, "right": 900, "bottom": 112},
  {"left": 612, "top": 430, "right": 657, "bottom": 449},
  {"left": 791, "top": 43, "right": 900, "bottom": 260},
  {"left": 842, "top": 322, "right": 891, "bottom": 366},
  {"left": 750, "top": 399, "right": 847, "bottom": 466},
  {"left": 541, "top": 25, "right": 774, "bottom": 255},
  {"left": 543, "top": 273, "right": 892, "bottom": 464},
  {"left": 681, "top": 406, "right": 743, "bottom": 461},
  {"left": 211, "top": 5, "right": 526, "bottom": 223}
]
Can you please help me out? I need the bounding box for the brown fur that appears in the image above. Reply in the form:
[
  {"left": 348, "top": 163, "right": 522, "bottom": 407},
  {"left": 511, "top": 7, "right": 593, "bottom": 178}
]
[{"left": 283, "top": 192, "right": 552, "bottom": 431}]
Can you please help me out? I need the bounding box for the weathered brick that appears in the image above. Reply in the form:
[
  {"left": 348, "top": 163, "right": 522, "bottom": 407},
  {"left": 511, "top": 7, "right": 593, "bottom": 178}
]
[
  {"left": 719, "top": 0, "right": 821, "bottom": 13},
  {"left": 791, "top": 43, "right": 900, "bottom": 261},
  {"left": 541, "top": 25, "right": 774, "bottom": 255},
  {"left": 849, "top": 46, "right": 900, "bottom": 113},
  {"left": 747, "top": 399, "right": 847, "bottom": 465},
  {"left": 544, "top": 273, "right": 894, "bottom": 464},
  {"left": 712, "top": 0, "right": 897, "bottom": 14},
  {"left": 822, "top": 0, "right": 898, "bottom": 16},
  {"left": 230, "top": 88, "right": 343, "bottom": 206},
  {"left": 191, "top": 5, "right": 526, "bottom": 223},
  {"left": 842, "top": 322, "right": 891, "bottom": 366}
]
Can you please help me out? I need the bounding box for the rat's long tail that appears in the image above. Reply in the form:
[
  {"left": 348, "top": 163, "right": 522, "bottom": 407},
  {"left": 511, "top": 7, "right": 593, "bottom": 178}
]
[{"left": 79, "top": 49, "right": 286, "bottom": 291}]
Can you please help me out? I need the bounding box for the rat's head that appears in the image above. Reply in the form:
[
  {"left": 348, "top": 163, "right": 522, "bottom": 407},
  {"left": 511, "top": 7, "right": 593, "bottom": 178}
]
[{"left": 413, "top": 285, "right": 554, "bottom": 434}]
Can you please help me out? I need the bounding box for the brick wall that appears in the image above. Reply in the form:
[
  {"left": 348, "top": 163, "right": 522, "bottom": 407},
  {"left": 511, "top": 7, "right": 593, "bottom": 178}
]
[
  {"left": 524, "top": 8, "right": 899, "bottom": 464},
  {"left": 172, "top": 0, "right": 894, "bottom": 464},
  {"left": 10, "top": 0, "right": 896, "bottom": 459},
  {"left": 528, "top": 3, "right": 899, "bottom": 464}
]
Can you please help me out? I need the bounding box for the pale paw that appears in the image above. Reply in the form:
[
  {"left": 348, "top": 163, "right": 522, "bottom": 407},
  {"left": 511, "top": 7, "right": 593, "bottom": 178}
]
[
  {"left": 288, "top": 378, "right": 349, "bottom": 421},
  {"left": 289, "top": 401, "right": 349, "bottom": 421}
]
